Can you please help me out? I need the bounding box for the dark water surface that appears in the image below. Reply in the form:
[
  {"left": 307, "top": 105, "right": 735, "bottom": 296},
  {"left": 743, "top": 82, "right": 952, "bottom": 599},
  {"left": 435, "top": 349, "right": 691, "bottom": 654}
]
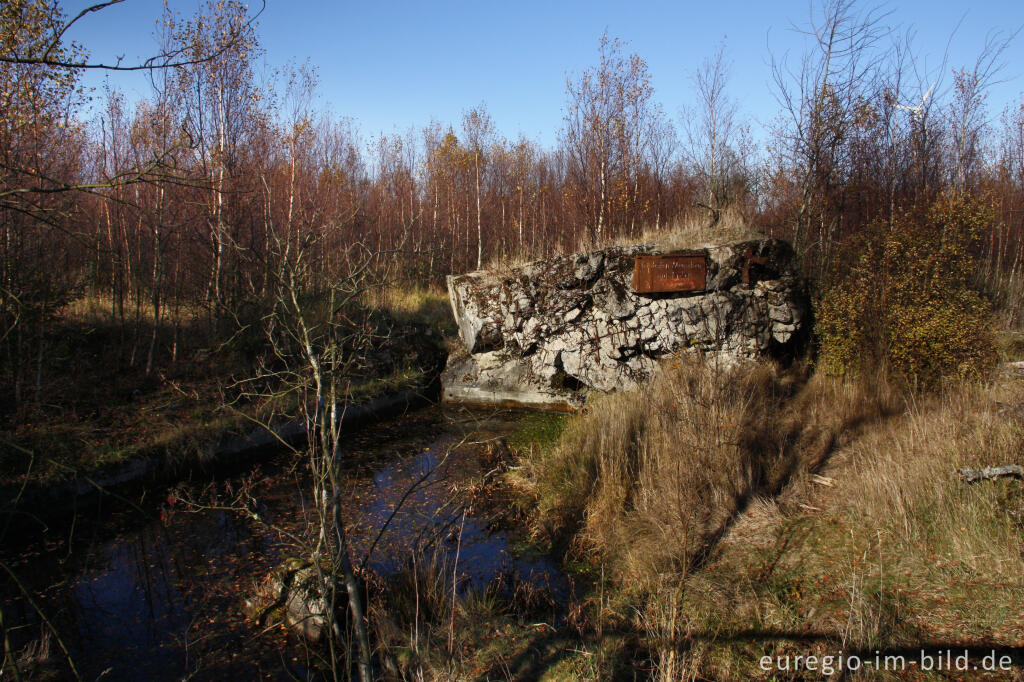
[{"left": 0, "top": 406, "right": 566, "bottom": 680}]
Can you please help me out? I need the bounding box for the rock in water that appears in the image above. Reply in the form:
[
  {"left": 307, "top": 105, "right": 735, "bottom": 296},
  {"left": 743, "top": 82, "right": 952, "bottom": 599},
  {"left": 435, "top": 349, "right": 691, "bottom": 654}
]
[
  {"left": 442, "top": 238, "right": 808, "bottom": 410},
  {"left": 245, "top": 559, "right": 341, "bottom": 643}
]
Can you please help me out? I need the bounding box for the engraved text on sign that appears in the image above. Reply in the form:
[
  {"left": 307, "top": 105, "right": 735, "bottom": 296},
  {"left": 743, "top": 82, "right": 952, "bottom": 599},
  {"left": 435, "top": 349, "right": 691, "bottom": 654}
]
[{"left": 632, "top": 254, "right": 707, "bottom": 293}]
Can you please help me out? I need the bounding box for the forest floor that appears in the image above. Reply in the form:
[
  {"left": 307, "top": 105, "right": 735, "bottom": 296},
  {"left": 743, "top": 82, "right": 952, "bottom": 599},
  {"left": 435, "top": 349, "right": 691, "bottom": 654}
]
[{"left": 0, "top": 288, "right": 454, "bottom": 490}]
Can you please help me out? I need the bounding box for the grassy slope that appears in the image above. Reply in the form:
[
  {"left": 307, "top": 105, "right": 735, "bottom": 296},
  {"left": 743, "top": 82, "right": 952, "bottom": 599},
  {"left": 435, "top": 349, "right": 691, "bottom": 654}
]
[
  {"left": 507, "top": 358, "right": 1024, "bottom": 680},
  {"left": 672, "top": 373, "right": 1024, "bottom": 680}
]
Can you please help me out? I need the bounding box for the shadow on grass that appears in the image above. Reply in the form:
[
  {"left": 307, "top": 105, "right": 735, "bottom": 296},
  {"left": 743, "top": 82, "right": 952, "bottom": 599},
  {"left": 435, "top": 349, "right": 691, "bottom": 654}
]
[{"left": 473, "top": 627, "right": 643, "bottom": 682}]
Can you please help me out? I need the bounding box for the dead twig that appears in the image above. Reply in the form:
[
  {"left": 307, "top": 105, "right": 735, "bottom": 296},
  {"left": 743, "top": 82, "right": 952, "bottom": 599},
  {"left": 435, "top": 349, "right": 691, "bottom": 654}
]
[{"left": 958, "top": 465, "right": 1024, "bottom": 483}]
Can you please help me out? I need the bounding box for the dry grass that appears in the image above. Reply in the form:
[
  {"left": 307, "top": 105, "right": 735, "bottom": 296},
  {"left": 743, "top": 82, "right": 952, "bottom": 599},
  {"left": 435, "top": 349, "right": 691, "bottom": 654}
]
[
  {"left": 62, "top": 292, "right": 206, "bottom": 327},
  {"left": 370, "top": 545, "right": 570, "bottom": 681},
  {"left": 362, "top": 285, "right": 456, "bottom": 337},
  {"left": 656, "top": 372, "right": 1024, "bottom": 680},
  {"left": 480, "top": 207, "right": 763, "bottom": 274},
  {"left": 607, "top": 206, "right": 764, "bottom": 252},
  {"left": 2, "top": 286, "right": 447, "bottom": 488},
  {"left": 532, "top": 357, "right": 782, "bottom": 584},
  {"left": 671, "top": 377, "right": 1024, "bottom": 680},
  {"left": 364, "top": 285, "right": 445, "bottom": 315},
  {"left": 518, "top": 356, "right": 1024, "bottom": 680},
  {"left": 523, "top": 357, "right": 883, "bottom": 589}
]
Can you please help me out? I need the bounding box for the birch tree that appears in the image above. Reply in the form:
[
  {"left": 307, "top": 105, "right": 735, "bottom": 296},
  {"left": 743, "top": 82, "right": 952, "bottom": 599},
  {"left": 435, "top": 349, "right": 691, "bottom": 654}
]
[{"left": 562, "top": 33, "right": 657, "bottom": 244}]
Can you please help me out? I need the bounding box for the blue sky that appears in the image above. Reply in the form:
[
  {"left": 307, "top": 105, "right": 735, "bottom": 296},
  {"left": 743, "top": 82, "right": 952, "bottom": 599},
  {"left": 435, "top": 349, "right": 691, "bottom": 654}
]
[{"left": 64, "top": 0, "right": 1024, "bottom": 149}]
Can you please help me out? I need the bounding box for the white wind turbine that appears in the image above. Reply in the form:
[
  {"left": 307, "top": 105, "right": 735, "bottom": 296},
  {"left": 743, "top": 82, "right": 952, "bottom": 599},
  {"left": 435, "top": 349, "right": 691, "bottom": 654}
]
[{"left": 895, "top": 82, "right": 936, "bottom": 121}]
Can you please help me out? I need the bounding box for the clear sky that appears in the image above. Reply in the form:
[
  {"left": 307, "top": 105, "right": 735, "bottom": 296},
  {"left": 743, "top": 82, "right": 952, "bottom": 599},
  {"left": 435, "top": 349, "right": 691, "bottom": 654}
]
[{"left": 63, "top": 0, "right": 1024, "bottom": 149}]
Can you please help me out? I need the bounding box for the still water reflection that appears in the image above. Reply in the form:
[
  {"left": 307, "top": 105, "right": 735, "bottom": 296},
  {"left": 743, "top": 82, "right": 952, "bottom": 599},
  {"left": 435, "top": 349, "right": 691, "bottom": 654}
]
[{"left": 1, "top": 407, "right": 566, "bottom": 680}]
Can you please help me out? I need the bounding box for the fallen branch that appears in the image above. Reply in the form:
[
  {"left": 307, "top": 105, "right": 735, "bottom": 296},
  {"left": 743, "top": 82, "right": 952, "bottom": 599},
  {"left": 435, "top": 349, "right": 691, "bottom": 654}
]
[{"left": 958, "top": 465, "right": 1024, "bottom": 483}]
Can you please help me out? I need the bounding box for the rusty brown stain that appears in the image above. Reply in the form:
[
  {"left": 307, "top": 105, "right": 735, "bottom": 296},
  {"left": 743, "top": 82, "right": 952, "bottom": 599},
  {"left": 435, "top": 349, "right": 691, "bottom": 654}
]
[{"left": 632, "top": 253, "right": 707, "bottom": 293}]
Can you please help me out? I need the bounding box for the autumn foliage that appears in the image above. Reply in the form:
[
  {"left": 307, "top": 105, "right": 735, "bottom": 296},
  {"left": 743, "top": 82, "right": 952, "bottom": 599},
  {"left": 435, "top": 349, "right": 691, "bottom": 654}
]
[
  {"left": 816, "top": 192, "right": 997, "bottom": 386},
  {"left": 0, "top": 0, "right": 1023, "bottom": 409}
]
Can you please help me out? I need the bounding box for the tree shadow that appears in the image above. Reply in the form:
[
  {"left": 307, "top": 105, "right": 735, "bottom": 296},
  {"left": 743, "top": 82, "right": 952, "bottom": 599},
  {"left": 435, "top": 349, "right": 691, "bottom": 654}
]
[{"left": 473, "top": 626, "right": 644, "bottom": 682}]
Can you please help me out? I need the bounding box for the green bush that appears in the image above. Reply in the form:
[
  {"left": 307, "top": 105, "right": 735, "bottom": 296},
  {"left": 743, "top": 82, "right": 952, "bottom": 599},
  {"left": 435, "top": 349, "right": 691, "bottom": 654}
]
[{"left": 816, "top": 192, "right": 997, "bottom": 387}]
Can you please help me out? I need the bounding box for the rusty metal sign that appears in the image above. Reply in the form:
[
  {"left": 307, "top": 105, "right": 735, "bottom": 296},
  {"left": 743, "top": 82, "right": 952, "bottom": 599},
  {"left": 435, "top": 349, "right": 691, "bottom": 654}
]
[{"left": 632, "top": 253, "right": 707, "bottom": 293}]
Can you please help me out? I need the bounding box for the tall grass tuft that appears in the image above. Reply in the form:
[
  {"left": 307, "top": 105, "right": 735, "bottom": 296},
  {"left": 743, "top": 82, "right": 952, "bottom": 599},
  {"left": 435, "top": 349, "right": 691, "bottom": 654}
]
[
  {"left": 524, "top": 357, "right": 888, "bottom": 587},
  {"left": 519, "top": 356, "right": 918, "bottom": 680}
]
